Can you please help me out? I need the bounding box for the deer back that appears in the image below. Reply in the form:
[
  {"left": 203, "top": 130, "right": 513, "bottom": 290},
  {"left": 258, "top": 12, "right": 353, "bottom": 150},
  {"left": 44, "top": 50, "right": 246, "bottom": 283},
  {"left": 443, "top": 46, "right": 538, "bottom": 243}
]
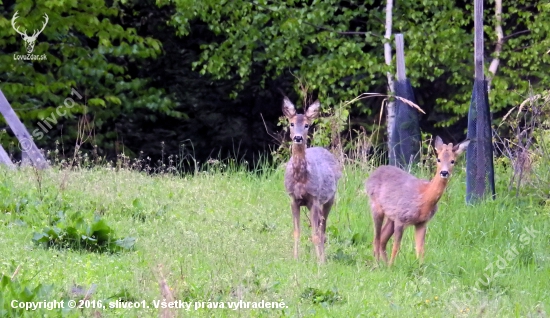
[{"left": 365, "top": 165, "right": 431, "bottom": 223}]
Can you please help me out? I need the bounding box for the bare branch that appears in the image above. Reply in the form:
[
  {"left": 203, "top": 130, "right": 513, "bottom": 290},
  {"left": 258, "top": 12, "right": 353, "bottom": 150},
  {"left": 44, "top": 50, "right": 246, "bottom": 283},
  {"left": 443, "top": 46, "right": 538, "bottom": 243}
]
[
  {"left": 343, "top": 92, "right": 425, "bottom": 114},
  {"left": 302, "top": 22, "right": 381, "bottom": 37},
  {"left": 11, "top": 264, "right": 21, "bottom": 280},
  {"left": 260, "top": 113, "right": 283, "bottom": 144},
  {"left": 502, "top": 30, "right": 530, "bottom": 41}
]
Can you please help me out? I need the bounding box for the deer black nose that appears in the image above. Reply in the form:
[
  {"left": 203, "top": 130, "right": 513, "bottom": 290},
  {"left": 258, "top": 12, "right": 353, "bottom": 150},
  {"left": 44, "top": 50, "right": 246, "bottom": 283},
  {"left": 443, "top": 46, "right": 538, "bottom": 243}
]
[
  {"left": 293, "top": 136, "right": 303, "bottom": 143},
  {"left": 440, "top": 171, "right": 449, "bottom": 178}
]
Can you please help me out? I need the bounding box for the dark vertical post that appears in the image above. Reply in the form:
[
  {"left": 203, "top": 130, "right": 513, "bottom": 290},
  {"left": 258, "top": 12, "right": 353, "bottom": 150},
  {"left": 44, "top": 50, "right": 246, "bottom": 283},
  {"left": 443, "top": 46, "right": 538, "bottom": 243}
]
[
  {"left": 390, "top": 34, "right": 421, "bottom": 168},
  {"left": 466, "top": 0, "right": 496, "bottom": 203},
  {"left": 390, "top": 33, "right": 406, "bottom": 167}
]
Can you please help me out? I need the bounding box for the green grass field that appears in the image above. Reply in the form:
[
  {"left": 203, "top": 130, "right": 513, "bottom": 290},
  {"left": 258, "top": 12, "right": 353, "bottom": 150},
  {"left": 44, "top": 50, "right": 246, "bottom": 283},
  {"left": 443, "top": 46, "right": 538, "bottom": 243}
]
[{"left": 0, "top": 161, "right": 549, "bottom": 317}]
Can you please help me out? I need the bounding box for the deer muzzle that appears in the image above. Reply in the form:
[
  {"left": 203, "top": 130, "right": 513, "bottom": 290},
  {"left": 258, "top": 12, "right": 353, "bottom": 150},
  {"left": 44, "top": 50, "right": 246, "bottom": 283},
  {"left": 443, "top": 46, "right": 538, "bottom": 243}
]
[{"left": 293, "top": 135, "right": 304, "bottom": 144}]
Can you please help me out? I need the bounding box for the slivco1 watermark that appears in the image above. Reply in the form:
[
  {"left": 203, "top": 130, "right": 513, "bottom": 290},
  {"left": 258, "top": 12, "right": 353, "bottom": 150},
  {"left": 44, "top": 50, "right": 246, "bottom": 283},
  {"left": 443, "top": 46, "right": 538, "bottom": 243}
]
[
  {"left": 441, "top": 225, "right": 539, "bottom": 313},
  {"left": 18, "top": 88, "right": 84, "bottom": 152},
  {"left": 11, "top": 11, "right": 48, "bottom": 61}
]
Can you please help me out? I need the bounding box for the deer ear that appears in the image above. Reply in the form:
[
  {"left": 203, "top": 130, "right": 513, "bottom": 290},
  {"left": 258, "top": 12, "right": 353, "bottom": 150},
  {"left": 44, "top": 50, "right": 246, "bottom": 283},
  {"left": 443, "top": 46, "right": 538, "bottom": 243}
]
[
  {"left": 305, "top": 100, "right": 320, "bottom": 120},
  {"left": 434, "top": 136, "right": 444, "bottom": 152},
  {"left": 453, "top": 139, "right": 470, "bottom": 156},
  {"left": 282, "top": 97, "right": 296, "bottom": 119}
]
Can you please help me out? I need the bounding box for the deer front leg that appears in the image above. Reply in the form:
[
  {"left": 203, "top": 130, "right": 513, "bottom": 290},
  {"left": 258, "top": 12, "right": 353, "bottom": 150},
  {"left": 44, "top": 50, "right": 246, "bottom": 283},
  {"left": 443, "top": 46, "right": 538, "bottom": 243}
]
[
  {"left": 389, "top": 222, "right": 405, "bottom": 266},
  {"left": 414, "top": 222, "right": 427, "bottom": 262},
  {"left": 291, "top": 200, "right": 300, "bottom": 260}
]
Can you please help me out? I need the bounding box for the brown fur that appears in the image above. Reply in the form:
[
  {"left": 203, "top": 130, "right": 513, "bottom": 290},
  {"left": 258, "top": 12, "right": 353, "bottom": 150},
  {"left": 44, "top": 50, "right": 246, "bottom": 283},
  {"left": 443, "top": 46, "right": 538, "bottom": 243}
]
[
  {"left": 282, "top": 96, "right": 342, "bottom": 263},
  {"left": 365, "top": 136, "right": 470, "bottom": 265}
]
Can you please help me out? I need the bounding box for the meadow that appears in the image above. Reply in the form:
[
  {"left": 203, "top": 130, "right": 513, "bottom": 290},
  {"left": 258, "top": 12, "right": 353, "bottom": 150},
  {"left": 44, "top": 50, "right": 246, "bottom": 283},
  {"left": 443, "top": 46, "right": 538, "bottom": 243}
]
[{"left": 0, "top": 156, "right": 549, "bottom": 317}]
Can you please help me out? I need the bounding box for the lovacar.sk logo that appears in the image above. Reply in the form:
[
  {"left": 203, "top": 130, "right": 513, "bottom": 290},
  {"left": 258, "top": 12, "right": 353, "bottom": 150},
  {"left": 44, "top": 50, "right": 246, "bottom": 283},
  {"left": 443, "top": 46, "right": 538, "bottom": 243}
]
[{"left": 11, "top": 11, "right": 48, "bottom": 61}]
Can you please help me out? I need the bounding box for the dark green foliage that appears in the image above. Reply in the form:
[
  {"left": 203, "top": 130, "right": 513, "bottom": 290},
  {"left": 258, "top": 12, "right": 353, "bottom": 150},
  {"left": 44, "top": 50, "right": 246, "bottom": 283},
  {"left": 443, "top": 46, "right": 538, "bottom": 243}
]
[
  {"left": 0, "top": 0, "right": 549, "bottom": 166},
  {"left": 300, "top": 287, "right": 343, "bottom": 306},
  {"left": 31, "top": 212, "right": 136, "bottom": 253},
  {"left": 105, "top": 288, "right": 139, "bottom": 303},
  {"left": 160, "top": 0, "right": 550, "bottom": 128},
  {"left": 0, "top": 0, "right": 179, "bottom": 160},
  {"left": 0, "top": 274, "right": 58, "bottom": 317}
]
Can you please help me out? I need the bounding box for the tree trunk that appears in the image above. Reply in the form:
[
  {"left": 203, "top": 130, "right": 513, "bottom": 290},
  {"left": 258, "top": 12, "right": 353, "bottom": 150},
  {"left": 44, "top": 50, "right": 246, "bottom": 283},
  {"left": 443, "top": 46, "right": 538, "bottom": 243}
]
[
  {"left": 384, "top": 0, "right": 395, "bottom": 161},
  {"left": 487, "top": 0, "right": 503, "bottom": 91}
]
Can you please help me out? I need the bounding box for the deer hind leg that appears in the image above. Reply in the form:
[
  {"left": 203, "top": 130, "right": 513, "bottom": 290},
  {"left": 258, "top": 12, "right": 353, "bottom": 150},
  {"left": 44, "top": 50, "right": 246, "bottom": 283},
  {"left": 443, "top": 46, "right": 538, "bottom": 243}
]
[
  {"left": 291, "top": 200, "right": 301, "bottom": 260},
  {"left": 414, "top": 222, "right": 427, "bottom": 263},
  {"left": 379, "top": 219, "right": 395, "bottom": 263},
  {"left": 389, "top": 222, "right": 405, "bottom": 266},
  {"left": 321, "top": 197, "right": 334, "bottom": 245},
  {"left": 371, "top": 204, "right": 384, "bottom": 262},
  {"left": 310, "top": 202, "right": 325, "bottom": 263}
]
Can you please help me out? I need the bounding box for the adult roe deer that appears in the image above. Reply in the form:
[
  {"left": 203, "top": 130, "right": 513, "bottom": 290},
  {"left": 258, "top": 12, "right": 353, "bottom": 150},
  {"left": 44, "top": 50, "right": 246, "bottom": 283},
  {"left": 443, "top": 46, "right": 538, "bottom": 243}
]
[
  {"left": 365, "top": 136, "right": 470, "bottom": 266},
  {"left": 282, "top": 96, "right": 342, "bottom": 263}
]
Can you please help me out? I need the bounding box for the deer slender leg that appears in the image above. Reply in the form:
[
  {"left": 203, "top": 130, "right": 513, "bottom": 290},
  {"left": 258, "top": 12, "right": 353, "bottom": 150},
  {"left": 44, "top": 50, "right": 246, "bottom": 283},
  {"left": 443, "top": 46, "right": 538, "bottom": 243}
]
[
  {"left": 291, "top": 200, "right": 301, "bottom": 260},
  {"left": 321, "top": 197, "right": 334, "bottom": 244},
  {"left": 372, "top": 207, "right": 384, "bottom": 262},
  {"left": 415, "top": 222, "right": 427, "bottom": 262},
  {"left": 379, "top": 220, "right": 395, "bottom": 263},
  {"left": 310, "top": 202, "right": 325, "bottom": 263},
  {"left": 389, "top": 223, "right": 405, "bottom": 266}
]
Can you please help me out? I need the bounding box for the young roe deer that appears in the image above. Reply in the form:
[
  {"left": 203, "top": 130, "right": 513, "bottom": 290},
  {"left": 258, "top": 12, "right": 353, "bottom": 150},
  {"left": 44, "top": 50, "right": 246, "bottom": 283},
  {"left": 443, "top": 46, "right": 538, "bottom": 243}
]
[
  {"left": 282, "top": 96, "right": 342, "bottom": 263},
  {"left": 365, "top": 136, "right": 470, "bottom": 266}
]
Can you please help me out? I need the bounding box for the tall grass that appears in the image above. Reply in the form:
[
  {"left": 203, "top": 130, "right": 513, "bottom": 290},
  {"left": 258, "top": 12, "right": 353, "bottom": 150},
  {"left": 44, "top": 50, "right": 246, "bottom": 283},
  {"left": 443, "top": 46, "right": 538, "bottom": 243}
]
[
  {"left": 1, "top": 90, "right": 549, "bottom": 317},
  {"left": 0, "top": 150, "right": 549, "bottom": 317}
]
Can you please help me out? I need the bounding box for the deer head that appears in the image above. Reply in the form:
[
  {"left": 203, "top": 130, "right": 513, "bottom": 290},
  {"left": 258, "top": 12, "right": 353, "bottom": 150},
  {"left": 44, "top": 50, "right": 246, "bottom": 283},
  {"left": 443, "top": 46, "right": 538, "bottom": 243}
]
[
  {"left": 434, "top": 136, "right": 470, "bottom": 179},
  {"left": 11, "top": 11, "right": 49, "bottom": 54},
  {"left": 282, "top": 97, "right": 320, "bottom": 146}
]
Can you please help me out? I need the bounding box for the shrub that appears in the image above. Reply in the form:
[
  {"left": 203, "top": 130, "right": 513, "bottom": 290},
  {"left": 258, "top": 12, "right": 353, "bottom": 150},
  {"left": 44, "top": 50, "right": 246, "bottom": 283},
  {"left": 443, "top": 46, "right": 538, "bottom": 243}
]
[{"left": 32, "top": 212, "right": 136, "bottom": 253}]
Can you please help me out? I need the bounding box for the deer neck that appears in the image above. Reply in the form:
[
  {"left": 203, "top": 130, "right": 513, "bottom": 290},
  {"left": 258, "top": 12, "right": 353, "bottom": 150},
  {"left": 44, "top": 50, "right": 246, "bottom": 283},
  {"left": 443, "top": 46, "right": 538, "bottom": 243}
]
[
  {"left": 291, "top": 143, "right": 308, "bottom": 183},
  {"left": 423, "top": 173, "right": 449, "bottom": 207}
]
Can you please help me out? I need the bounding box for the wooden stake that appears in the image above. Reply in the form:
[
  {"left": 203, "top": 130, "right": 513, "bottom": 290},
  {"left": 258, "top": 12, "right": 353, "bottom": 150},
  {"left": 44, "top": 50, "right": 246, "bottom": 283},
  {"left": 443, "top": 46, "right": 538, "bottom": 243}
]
[
  {"left": 0, "top": 89, "right": 49, "bottom": 169},
  {"left": 474, "top": 0, "right": 484, "bottom": 81},
  {"left": 0, "top": 144, "right": 15, "bottom": 169},
  {"left": 395, "top": 34, "right": 406, "bottom": 82}
]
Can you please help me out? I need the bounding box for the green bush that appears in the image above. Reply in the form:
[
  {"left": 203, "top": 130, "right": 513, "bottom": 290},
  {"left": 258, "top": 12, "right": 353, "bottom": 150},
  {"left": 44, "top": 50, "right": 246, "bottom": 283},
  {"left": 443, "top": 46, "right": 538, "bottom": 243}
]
[
  {"left": 300, "top": 287, "right": 343, "bottom": 306},
  {"left": 32, "top": 212, "right": 136, "bottom": 253},
  {"left": 0, "top": 274, "right": 59, "bottom": 317}
]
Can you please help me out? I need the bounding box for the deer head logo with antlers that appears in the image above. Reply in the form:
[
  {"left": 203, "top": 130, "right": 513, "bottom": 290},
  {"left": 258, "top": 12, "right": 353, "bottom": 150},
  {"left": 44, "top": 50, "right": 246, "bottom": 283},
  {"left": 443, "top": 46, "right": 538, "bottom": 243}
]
[{"left": 11, "top": 11, "right": 49, "bottom": 54}]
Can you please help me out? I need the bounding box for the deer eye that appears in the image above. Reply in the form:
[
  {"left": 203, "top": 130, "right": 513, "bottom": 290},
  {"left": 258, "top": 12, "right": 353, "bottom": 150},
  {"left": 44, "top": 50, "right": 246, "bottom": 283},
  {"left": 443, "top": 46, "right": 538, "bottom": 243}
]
[
  {"left": 451, "top": 160, "right": 455, "bottom": 164},
  {"left": 304, "top": 124, "right": 309, "bottom": 128},
  {"left": 290, "top": 123, "right": 294, "bottom": 127},
  {"left": 437, "top": 158, "right": 441, "bottom": 163}
]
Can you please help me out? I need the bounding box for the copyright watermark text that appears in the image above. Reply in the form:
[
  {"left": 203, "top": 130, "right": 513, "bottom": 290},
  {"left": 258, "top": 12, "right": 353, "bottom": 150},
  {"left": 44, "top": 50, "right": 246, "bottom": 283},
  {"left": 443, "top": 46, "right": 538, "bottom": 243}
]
[{"left": 11, "top": 299, "right": 288, "bottom": 311}]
